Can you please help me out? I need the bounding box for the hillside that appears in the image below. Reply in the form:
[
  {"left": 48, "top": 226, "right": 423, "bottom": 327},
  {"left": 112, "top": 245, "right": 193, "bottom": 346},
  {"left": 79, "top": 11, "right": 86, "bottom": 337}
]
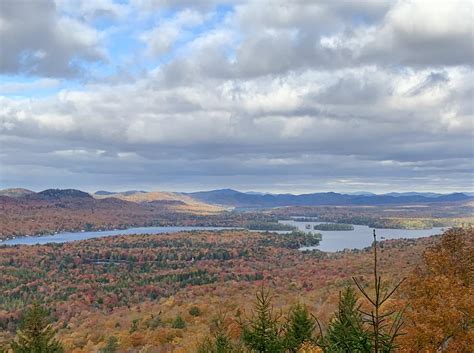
[
  {"left": 3, "top": 228, "right": 470, "bottom": 352},
  {"left": 0, "top": 229, "right": 440, "bottom": 352},
  {"left": 0, "top": 188, "right": 35, "bottom": 198},
  {"left": 94, "top": 191, "right": 223, "bottom": 214},
  {"left": 0, "top": 189, "right": 225, "bottom": 241},
  {"left": 0, "top": 189, "right": 293, "bottom": 241}
]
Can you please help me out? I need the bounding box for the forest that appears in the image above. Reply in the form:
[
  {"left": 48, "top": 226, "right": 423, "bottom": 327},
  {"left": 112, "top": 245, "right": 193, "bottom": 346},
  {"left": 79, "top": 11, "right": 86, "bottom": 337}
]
[{"left": 1, "top": 227, "right": 472, "bottom": 352}]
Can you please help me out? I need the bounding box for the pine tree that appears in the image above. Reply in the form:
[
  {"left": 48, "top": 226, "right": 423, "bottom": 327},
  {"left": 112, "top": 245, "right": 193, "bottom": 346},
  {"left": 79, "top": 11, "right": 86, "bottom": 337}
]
[
  {"left": 240, "top": 287, "right": 285, "bottom": 353},
  {"left": 284, "top": 303, "right": 316, "bottom": 352},
  {"left": 197, "top": 312, "right": 240, "bottom": 353},
  {"left": 10, "top": 302, "right": 64, "bottom": 353},
  {"left": 99, "top": 336, "right": 119, "bottom": 353},
  {"left": 352, "top": 230, "right": 404, "bottom": 353},
  {"left": 172, "top": 314, "right": 186, "bottom": 329},
  {"left": 323, "top": 287, "right": 372, "bottom": 352}
]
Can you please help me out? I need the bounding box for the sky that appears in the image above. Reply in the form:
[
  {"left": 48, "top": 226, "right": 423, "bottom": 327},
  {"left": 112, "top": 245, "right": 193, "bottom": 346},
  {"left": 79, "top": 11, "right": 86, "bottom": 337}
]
[{"left": 0, "top": 0, "right": 473, "bottom": 194}]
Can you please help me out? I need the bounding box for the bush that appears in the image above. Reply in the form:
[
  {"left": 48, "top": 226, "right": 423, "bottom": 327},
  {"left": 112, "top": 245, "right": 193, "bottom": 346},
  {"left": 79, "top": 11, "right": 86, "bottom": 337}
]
[
  {"left": 172, "top": 315, "right": 186, "bottom": 329},
  {"left": 189, "top": 306, "right": 202, "bottom": 317}
]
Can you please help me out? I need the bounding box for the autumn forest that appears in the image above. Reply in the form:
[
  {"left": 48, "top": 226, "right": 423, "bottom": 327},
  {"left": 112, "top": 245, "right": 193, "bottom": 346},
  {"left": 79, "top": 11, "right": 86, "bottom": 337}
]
[{"left": 1, "top": 201, "right": 472, "bottom": 353}]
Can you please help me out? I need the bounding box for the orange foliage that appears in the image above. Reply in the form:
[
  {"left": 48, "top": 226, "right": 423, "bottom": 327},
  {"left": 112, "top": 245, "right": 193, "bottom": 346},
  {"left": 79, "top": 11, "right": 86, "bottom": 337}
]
[{"left": 399, "top": 227, "right": 474, "bottom": 352}]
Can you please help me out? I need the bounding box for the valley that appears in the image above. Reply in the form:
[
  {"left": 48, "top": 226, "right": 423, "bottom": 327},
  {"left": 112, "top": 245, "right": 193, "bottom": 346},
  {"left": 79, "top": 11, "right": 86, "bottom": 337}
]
[{"left": 1, "top": 188, "right": 472, "bottom": 242}]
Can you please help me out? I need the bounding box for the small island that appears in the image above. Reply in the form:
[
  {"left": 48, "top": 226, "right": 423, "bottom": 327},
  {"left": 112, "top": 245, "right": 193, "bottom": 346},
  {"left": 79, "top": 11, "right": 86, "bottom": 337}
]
[
  {"left": 292, "top": 217, "right": 320, "bottom": 222},
  {"left": 313, "top": 223, "right": 354, "bottom": 231}
]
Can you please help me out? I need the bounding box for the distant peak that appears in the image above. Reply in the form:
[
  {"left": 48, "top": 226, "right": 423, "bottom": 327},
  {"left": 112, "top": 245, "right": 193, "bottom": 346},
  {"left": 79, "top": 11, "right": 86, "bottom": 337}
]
[
  {"left": 0, "top": 188, "right": 35, "bottom": 198},
  {"left": 95, "top": 190, "right": 115, "bottom": 195},
  {"left": 38, "top": 189, "right": 92, "bottom": 199}
]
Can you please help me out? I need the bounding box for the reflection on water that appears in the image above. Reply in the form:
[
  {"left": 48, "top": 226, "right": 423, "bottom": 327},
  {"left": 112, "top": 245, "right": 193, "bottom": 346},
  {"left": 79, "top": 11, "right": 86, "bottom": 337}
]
[{"left": 279, "top": 220, "right": 444, "bottom": 252}]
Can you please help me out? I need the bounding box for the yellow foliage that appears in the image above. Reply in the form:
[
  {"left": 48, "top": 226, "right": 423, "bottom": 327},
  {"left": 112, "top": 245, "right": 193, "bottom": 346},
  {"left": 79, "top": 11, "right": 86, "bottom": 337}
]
[{"left": 297, "top": 341, "right": 323, "bottom": 353}]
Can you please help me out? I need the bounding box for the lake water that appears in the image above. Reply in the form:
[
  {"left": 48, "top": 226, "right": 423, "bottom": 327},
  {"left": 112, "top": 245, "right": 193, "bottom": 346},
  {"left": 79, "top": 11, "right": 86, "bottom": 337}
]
[
  {"left": 1, "top": 222, "right": 445, "bottom": 251},
  {"left": 1, "top": 226, "right": 233, "bottom": 246},
  {"left": 279, "top": 220, "right": 445, "bottom": 252}
]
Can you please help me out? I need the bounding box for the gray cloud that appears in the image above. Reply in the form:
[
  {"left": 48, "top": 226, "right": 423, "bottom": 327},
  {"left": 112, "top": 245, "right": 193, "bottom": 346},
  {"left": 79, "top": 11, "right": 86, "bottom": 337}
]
[
  {"left": 0, "top": 0, "right": 105, "bottom": 76},
  {"left": 0, "top": 0, "right": 473, "bottom": 193},
  {"left": 360, "top": 0, "right": 474, "bottom": 67}
]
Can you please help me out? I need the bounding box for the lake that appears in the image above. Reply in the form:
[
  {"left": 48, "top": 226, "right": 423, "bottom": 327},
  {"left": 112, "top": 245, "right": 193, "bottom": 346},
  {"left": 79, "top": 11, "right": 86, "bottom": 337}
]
[
  {"left": 279, "top": 220, "right": 445, "bottom": 252},
  {"left": 1, "top": 222, "right": 445, "bottom": 251},
  {"left": 1, "top": 226, "right": 233, "bottom": 246}
]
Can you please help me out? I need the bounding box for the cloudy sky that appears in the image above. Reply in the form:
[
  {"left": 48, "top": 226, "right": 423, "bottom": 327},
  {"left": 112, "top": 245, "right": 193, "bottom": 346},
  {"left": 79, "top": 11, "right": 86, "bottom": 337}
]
[{"left": 0, "top": 0, "right": 473, "bottom": 193}]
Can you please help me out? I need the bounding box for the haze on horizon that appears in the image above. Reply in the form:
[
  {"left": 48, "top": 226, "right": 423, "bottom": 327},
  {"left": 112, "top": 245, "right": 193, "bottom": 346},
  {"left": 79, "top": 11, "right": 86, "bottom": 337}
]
[{"left": 0, "top": 0, "right": 473, "bottom": 194}]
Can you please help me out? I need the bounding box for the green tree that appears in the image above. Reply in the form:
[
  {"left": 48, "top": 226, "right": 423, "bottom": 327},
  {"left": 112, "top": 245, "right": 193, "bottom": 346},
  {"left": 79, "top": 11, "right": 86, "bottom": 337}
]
[
  {"left": 284, "top": 303, "right": 316, "bottom": 352},
  {"left": 352, "top": 230, "right": 404, "bottom": 353},
  {"left": 323, "top": 287, "right": 372, "bottom": 352},
  {"left": 172, "top": 314, "right": 186, "bottom": 329},
  {"left": 240, "top": 287, "right": 284, "bottom": 352},
  {"left": 99, "top": 336, "right": 119, "bottom": 353},
  {"left": 10, "top": 302, "right": 64, "bottom": 353},
  {"left": 197, "top": 313, "right": 239, "bottom": 353},
  {"left": 189, "top": 306, "right": 202, "bottom": 317},
  {"left": 129, "top": 319, "right": 139, "bottom": 333}
]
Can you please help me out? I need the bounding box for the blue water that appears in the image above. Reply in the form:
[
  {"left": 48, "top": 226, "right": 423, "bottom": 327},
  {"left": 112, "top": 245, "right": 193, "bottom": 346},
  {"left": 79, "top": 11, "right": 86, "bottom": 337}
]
[
  {"left": 279, "top": 220, "right": 444, "bottom": 252},
  {"left": 1, "top": 226, "right": 233, "bottom": 246}
]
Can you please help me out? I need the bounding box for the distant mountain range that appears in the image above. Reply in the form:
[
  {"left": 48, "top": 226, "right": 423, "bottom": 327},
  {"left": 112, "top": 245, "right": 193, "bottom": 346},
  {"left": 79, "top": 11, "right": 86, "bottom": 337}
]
[
  {"left": 0, "top": 188, "right": 92, "bottom": 200},
  {"left": 95, "top": 190, "right": 147, "bottom": 196},
  {"left": 184, "top": 189, "right": 473, "bottom": 208},
  {"left": 1, "top": 188, "right": 472, "bottom": 209}
]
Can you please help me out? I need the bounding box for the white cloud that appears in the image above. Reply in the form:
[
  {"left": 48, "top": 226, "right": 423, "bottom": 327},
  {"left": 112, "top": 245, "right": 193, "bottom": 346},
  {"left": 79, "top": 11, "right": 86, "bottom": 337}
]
[
  {"left": 57, "top": 0, "right": 130, "bottom": 20},
  {"left": 360, "top": 0, "right": 474, "bottom": 66},
  {"left": 0, "top": 0, "right": 473, "bottom": 192},
  {"left": 140, "top": 9, "right": 206, "bottom": 57},
  {"left": 0, "top": 78, "right": 61, "bottom": 95}
]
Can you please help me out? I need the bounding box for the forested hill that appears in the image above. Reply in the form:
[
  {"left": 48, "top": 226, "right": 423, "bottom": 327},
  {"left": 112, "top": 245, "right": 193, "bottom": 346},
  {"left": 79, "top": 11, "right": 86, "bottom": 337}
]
[{"left": 185, "top": 189, "right": 473, "bottom": 208}]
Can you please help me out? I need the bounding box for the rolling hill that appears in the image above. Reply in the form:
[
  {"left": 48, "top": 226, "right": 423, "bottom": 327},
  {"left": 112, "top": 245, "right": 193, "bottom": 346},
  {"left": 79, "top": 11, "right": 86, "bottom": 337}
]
[
  {"left": 0, "top": 188, "right": 35, "bottom": 198},
  {"left": 0, "top": 188, "right": 223, "bottom": 240},
  {"left": 93, "top": 190, "right": 223, "bottom": 213}
]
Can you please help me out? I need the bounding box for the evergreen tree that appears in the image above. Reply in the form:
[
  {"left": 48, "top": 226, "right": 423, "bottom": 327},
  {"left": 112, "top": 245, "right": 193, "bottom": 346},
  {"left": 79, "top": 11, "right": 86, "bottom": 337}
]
[
  {"left": 198, "top": 336, "right": 239, "bottom": 353},
  {"left": 284, "top": 303, "right": 316, "bottom": 352},
  {"left": 189, "top": 306, "right": 202, "bottom": 317},
  {"left": 352, "top": 230, "right": 405, "bottom": 353},
  {"left": 240, "top": 287, "right": 285, "bottom": 352},
  {"left": 323, "top": 287, "right": 372, "bottom": 352},
  {"left": 99, "top": 336, "right": 119, "bottom": 353},
  {"left": 172, "top": 314, "right": 186, "bottom": 329},
  {"left": 10, "top": 302, "right": 64, "bottom": 353},
  {"left": 197, "top": 313, "right": 240, "bottom": 353}
]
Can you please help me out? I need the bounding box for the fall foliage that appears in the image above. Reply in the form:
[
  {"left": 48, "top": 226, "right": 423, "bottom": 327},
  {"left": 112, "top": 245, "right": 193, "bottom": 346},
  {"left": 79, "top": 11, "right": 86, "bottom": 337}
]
[
  {"left": 399, "top": 227, "right": 474, "bottom": 352},
  {"left": 0, "top": 228, "right": 472, "bottom": 352}
]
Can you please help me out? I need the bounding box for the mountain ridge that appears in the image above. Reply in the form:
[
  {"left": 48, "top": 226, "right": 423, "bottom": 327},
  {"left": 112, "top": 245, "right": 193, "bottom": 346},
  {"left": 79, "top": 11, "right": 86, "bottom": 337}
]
[
  {"left": 185, "top": 189, "right": 473, "bottom": 208},
  {"left": 1, "top": 187, "right": 472, "bottom": 208}
]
